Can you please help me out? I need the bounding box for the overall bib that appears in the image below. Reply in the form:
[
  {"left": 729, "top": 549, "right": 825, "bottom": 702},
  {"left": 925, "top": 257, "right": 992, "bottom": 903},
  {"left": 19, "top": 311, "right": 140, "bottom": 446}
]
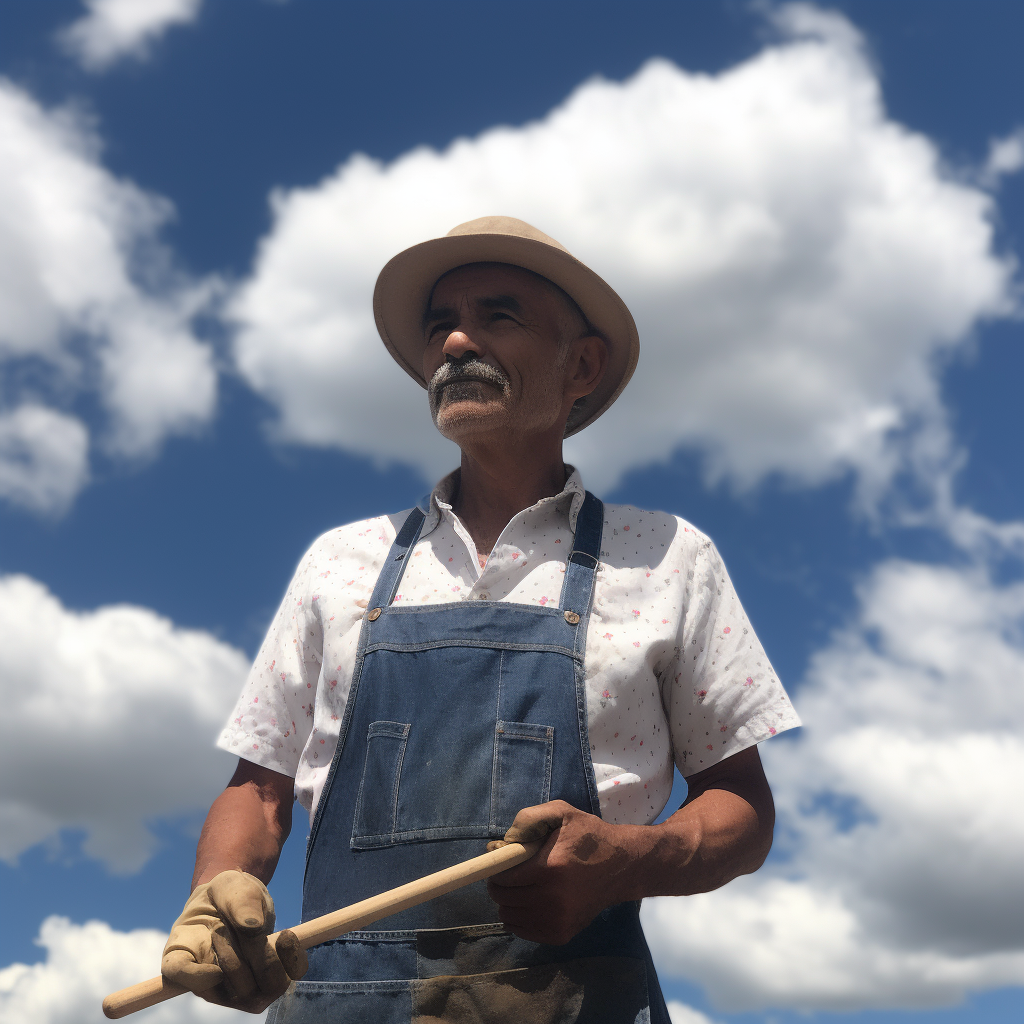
[{"left": 268, "top": 493, "right": 671, "bottom": 1024}]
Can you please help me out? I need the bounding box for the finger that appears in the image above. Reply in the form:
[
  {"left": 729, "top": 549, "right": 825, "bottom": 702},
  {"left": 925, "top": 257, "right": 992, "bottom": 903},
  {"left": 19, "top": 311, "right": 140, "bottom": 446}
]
[
  {"left": 276, "top": 929, "right": 309, "bottom": 980},
  {"left": 237, "top": 932, "right": 291, "bottom": 998},
  {"left": 486, "top": 879, "right": 544, "bottom": 906},
  {"left": 488, "top": 862, "right": 543, "bottom": 887},
  {"left": 189, "top": 980, "right": 281, "bottom": 1014},
  {"left": 192, "top": 982, "right": 241, "bottom": 1008},
  {"left": 185, "top": 975, "right": 280, "bottom": 1014},
  {"left": 209, "top": 872, "right": 275, "bottom": 936},
  {"left": 161, "top": 949, "right": 224, "bottom": 993},
  {"left": 501, "top": 801, "right": 570, "bottom": 845},
  {"left": 489, "top": 829, "right": 559, "bottom": 887},
  {"left": 211, "top": 925, "right": 258, "bottom": 1002}
]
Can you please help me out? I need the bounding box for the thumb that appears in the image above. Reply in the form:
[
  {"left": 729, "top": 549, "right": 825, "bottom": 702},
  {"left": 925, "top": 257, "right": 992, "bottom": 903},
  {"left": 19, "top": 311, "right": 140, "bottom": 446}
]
[
  {"left": 161, "top": 949, "right": 224, "bottom": 992},
  {"left": 499, "top": 801, "right": 569, "bottom": 846},
  {"left": 208, "top": 871, "right": 275, "bottom": 935},
  {"left": 276, "top": 929, "right": 309, "bottom": 981}
]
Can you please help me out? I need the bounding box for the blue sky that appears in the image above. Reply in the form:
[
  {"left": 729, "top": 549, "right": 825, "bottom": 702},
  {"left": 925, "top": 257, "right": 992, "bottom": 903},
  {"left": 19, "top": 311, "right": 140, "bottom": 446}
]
[{"left": 1, "top": 2, "right": 1022, "bottom": 1023}]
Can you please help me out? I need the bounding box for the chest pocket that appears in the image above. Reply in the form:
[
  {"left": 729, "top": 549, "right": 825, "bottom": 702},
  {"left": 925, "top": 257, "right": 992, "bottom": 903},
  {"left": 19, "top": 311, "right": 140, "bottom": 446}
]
[{"left": 351, "top": 719, "right": 554, "bottom": 849}]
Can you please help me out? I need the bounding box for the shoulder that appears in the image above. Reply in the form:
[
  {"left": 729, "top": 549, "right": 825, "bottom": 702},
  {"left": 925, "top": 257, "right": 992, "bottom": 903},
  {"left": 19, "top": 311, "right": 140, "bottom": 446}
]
[
  {"left": 599, "top": 502, "right": 717, "bottom": 566},
  {"left": 292, "top": 510, "right": 414, "bottom": 579}
]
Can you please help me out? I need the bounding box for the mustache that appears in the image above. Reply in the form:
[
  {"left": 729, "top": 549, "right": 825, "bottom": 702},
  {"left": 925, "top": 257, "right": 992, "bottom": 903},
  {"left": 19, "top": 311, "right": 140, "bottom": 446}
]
[{"left": 427, "top": 357, "right": 509, "bottom": 410}]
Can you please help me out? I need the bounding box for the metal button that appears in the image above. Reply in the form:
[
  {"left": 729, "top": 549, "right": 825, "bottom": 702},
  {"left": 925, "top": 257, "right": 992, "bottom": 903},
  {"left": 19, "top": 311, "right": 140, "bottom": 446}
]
[
  {"left": 366, "top": 607, "right": 382, "bottom": 621},
  {"left": 477, "top": 592, "right": 490, "bottom": 600},
  {"left": 564, "top": 610, "right": 581, "bottom": 625}
]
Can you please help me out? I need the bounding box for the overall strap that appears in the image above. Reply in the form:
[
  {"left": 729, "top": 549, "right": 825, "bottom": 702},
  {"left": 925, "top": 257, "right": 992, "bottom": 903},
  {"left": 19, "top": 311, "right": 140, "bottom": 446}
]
[
  {"left": 558, "top": 491, "right": 604, "bottom": 617},
  {"left": 368, "top": 507, "right": 426, "bottom": 610}
]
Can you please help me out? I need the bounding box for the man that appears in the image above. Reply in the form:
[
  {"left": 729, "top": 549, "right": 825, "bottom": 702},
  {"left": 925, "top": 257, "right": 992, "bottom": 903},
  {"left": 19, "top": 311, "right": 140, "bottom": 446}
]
[{"left": 162, "top": 218, "right": 800, "bottom": 1023}]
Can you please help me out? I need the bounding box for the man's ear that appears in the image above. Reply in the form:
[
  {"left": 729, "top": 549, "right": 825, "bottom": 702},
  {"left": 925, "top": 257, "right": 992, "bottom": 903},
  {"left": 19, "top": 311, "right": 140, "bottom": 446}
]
[{"left": 567, "top": 335, "right": 608, "bottom": 401}]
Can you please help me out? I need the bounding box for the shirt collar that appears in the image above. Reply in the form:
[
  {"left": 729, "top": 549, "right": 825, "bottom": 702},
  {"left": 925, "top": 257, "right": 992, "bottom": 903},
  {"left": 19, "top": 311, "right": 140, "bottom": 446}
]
[{"left": 418, "top": 465, "right": 588, "bottom": 537}]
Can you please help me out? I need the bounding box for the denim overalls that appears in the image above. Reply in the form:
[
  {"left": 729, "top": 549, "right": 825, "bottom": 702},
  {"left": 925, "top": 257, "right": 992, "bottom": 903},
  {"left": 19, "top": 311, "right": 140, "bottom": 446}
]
[{"left": 268, "top": 493, "right": 671, "bottom": 1023}]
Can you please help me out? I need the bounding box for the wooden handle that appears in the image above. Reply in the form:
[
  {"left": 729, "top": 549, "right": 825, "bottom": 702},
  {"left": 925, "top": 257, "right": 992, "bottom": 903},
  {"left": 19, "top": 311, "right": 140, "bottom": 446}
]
[{"left": 101, "top": 840, "right": 539, "bottom": 1019}]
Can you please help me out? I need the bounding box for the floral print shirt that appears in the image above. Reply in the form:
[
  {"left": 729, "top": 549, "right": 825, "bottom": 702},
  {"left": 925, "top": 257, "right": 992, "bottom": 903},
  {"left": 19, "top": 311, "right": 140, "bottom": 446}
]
[{"left": 218, "top": 468, "right": 800, "bottom": 827}]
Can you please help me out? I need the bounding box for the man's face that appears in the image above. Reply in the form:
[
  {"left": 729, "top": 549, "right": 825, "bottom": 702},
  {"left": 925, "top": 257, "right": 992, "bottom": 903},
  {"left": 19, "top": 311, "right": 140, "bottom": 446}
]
[{"left": 422, "top": 263, "right": 579, "bottom": 445}]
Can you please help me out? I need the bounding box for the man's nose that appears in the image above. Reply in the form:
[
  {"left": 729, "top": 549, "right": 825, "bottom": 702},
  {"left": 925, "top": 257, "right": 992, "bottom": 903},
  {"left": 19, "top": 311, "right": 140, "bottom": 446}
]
[{"left": 441, "top": 329, "right": 484, "bottom": 361}]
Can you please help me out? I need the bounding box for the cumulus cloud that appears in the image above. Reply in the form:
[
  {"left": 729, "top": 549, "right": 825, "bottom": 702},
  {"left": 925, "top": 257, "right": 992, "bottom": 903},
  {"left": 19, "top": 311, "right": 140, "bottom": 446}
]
[
  {"left": 0, "top": 917, "right": 260, "bottom": 1024},
  {"left": 229, "top": 5, "right": 1013, "bottom": 507},
  {"left": 0, "top": 575, "right": 249, "bottom": 873},
  {"left": 642, "top": 555, "right": 1024, "bottom": 1009},
  {"left": 0, "top": 406, "right": 89, "bottom": 514},
  {"left": 59, "top": 0, "right": 203, "bottom": 72},
  {"left": 0, "top": 78, "right": 217, "bottom": 512}
]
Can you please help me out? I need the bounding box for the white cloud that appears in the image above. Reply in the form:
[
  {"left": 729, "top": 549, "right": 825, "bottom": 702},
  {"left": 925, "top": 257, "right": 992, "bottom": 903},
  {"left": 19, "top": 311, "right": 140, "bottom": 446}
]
[
  {"left": 0, "top": 77, "right": 218, "bottom": 512},
  {"left": 667, "top": 1000, "right": 719, "bottom": 1024},
  {"left": 980, "top": 126, "right": 1024, "bottom": 188},
  {"left": 0, "top": 575, "right": 249, "bottom": 873},
  {"left": 229, "top": 5, "right": 1013, "bottom": 506},
  {"left": 0, "top": 406, "right": 89, "bottom": 514},
  {"left": 0, "top": 917, "right": 261, "bottom": 1024},
  {"left": 59, "top": 0, "right": 203, "bottom": 72},
  {"left": 768, "top": 1, "right": 867, "bottom": 58},
  {"left": 642, "top": 555, "right": 1024, "bottom": 1010}
]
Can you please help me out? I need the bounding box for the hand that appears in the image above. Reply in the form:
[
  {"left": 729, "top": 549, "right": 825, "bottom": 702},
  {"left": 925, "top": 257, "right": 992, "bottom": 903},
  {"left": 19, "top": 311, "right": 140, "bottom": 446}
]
[
  {"left": 486, "top": 801, "right": 638, "bottom": 945},
  {"left": 161, "top": 869, "right": 308, "bottom": 1014}
]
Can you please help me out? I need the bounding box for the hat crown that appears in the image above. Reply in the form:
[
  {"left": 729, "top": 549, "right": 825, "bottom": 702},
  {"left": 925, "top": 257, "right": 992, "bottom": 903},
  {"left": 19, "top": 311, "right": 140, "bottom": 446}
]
[{"left": 446, "top": 216, "right": 570, "bottom": 254}]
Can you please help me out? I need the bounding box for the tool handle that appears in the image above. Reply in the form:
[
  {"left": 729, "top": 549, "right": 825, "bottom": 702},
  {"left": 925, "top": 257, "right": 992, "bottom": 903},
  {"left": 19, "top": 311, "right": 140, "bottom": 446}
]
[{"left": 101, "top": 840, "right": 539, "bottom": 1019}]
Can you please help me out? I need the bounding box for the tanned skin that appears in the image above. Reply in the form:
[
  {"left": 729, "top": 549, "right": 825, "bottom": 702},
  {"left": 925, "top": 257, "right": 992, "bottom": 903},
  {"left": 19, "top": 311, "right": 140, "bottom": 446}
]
[
  {"left": 192, "top": 262, "right": 775, "bottom": 947},
  {"left": 192, "top": 759, "right": 293, "bottom": 889}
]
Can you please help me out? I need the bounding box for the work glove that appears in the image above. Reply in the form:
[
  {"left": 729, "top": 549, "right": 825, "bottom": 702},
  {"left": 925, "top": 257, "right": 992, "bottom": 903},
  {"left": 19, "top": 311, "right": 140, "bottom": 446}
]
[{"left": 162, "top": 870, "right": 308, "bottom": 1013}]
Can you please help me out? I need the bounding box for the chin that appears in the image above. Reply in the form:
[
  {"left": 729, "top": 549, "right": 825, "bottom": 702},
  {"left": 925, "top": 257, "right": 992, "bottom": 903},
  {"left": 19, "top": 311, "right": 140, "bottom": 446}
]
[{"left": 433, "top": 401, "right": 509, "bottom": 443}]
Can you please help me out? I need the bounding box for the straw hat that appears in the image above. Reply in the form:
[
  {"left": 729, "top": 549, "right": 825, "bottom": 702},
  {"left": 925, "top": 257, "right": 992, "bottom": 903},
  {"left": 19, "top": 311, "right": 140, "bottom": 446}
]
[{"left": 372, "top": 216, "right": 639, "bottom": 436}]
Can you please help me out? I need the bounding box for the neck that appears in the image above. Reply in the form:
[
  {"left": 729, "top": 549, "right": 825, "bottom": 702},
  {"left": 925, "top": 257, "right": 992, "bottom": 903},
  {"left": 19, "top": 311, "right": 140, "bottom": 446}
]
[{"left": 452, "top": 428, "right": 568, "bottom": 559}]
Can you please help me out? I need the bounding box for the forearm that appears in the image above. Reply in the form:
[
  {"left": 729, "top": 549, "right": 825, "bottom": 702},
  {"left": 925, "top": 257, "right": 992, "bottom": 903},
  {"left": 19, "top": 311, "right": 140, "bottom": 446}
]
[
  {"left": 192, "top": 761, "right": 294, "bottom": 890},
  {"left": 486, "top": 746, "right": 775, "bottom": 944},
  {"left": 612, "top": 745, "right": 775, "bottom": 901},
  {"left": 617, "top": 789, "right": 771, "bottom": 900}
]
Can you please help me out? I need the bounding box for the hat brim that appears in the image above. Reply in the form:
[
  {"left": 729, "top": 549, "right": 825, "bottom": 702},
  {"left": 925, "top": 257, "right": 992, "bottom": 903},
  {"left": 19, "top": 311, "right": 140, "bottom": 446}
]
[{"left": 373, "top": 232, "right": 639, "bottom": 436}]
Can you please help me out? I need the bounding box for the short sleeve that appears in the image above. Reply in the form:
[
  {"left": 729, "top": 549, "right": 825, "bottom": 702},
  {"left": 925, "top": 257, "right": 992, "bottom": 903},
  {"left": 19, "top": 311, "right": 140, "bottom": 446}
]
[
  {"left": 661, "top": 534, "right": 800, "bottom": 776},
  {"left": 217, "top": 544, "right": 324, "bottom": 778}
]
